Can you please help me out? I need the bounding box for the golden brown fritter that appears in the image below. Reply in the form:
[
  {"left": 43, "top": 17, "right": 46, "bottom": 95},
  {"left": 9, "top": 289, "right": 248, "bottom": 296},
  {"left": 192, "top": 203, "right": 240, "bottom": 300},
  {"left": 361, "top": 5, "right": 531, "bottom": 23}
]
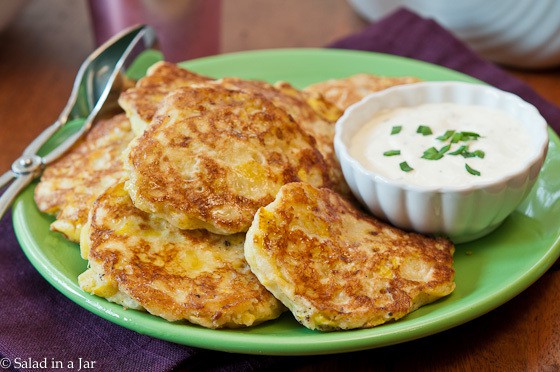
[
  {"left": 218, "top": 78, "right": 350, "bottom": 197},
  {"left": 219, "top": 77, "right": 338, "bottom": 129},
  {"left": 34, "top": 114, "right": 134, "bottom": 242},
  {"left": 118, "top": 61, "right": 212, "bottom": 135},
  {"left": 79, "top": 182, "right": 285, "bottom": 328},
  {"left": 245, "top": 182, "right": 455, "bottom": 331},
  {"left": 121, "top": 61, "right": 351, "bottom": 196},
  {"left": 273, "top": 81, "right": 343, "bottom": 124},
  {"left": 304, "top": 73, "right": 421, "bottom": 110},
  {"left": 124, "top": 85, "right": 332, "bottom": 234}
]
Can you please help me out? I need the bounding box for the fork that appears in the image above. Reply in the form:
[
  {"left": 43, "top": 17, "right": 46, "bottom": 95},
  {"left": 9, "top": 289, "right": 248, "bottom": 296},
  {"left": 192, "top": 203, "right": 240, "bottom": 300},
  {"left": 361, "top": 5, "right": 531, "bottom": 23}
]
[{"left": 0, "top": 24, "right": 156, "bottom": 220}]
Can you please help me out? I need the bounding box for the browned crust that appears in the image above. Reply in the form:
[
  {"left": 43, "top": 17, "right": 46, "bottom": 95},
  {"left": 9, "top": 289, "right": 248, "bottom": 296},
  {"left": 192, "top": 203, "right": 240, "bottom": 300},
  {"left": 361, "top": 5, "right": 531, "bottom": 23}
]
[
  {"left": 125, "top": 85, "right": 332, "bottom": 234},
  {"left": 118, "top": 61, "right": 212, "bottom": 123},
  {"left": 246, "top": 182, "right": 455, "bottom": 331},
  {"left": 33, "top": 113, "right": 134, "bottom": 241},
  {"left": 86, "top": 182, "right": 285, "bottom": 328},
  {"left": 219, "top": 77, "right": 351, "bottom": 197}
]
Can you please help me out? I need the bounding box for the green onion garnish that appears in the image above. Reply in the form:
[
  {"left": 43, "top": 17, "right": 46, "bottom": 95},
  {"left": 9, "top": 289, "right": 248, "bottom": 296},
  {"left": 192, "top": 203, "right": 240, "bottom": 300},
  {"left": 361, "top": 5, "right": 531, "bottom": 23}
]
[
  {"left": 449, "top": 145, "right": 468, "bottom": 156},
  {"left": 383, "top": 150, "right": 401, "bottom": 157},
  {"left": 461, "top": 131, "right": 481, "bottom": 141},
  {"left": 437, "top": 130, "right": 455, "bottom": 141},
  {"left": 416, "top": 125, "right": 433, "bottom": 136},
  {"left": 422, "top": 145, "right": 451, "bottom": 160},
  {"left": 462, "top": 149, "right": 485, "bottom": 158},
  {"left": 451, "top": 132, "right": 463, "bottom": 143},
  {"left": 391, "top": 125, "right": 402, "bottom": 135},
  {"left": 400, "top": 161, "right": 414, "bottom": 172},
  {"left": 465, "top": 163, "right": 481, "bottom": 176},
  {"left": 450, "top": 131, "right": 481, "bottom": 143},
  {"left": 422, "top": 147, "right": 442, "bottom": 160},
  {"left": 449, "top": 145, "right": 485, "bottom": 159},
  {"left": 422, "top": 147, "right": 438, "bottom": 158},
  {"left": 473, "top": 150, "right": 485, "bottom": 158},
  {"left": 439, "top": 144, "right": 451, "bottom": 155}
]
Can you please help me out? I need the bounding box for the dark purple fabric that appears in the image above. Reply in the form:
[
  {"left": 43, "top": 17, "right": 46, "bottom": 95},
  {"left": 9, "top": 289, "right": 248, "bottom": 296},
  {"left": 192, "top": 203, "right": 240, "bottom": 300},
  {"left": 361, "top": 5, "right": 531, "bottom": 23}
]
[
  {"left": 2, "top": 8, "right": 559, "bottom": 372},
  {"left": 329, "top": 8, "right": 560, "bottom": 135}
]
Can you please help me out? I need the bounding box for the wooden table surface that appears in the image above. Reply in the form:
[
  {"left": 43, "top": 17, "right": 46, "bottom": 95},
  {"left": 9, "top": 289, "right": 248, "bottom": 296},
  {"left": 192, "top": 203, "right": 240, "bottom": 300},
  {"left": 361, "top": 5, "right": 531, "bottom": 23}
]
[{"left": 1, "top": 1, "right": 559, "bottom": 370}]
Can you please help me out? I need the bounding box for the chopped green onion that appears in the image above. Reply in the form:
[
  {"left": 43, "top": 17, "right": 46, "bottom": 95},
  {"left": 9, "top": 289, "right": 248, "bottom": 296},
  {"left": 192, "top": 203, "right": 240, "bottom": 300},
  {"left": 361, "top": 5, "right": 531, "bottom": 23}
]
[
  {"left": 422, "top": 145, "right": 451, "bottom": 160},
  {"left": 439, "top": 144, "right": 451, "bottom": 155},
  {"left": 473, "top": 150, "right": 485, "bottom": 158},
  {"left": 461, "top": 131, "right": 481, "bottom": 141},
  {"left": 422, "top": 147, "right": 443, "bottom": 160},
  {"left": 422, "top": 147, "right": 438, "bottom": 158},
  {"left": 416, "top": 125, "right": 433, "bottom": 136},
  {"left": 449, "top": 145, "right": 485, "bottom": 159},
  {"left": 450, "top": 131, "right": 481, "bottom": 143},
  {"left": 400, "top": 161, "right": 414, "bottom": 172},
  {"left": 451, "top": 132, "right": 463, "bottom": 143},
  {"left": 449, "top": 145, "right": 468, "bottom": 156},
  {"left": 383, "top": 150, "right": 401, "bottom": 156},
  {"left": 465, "top": 163, "right": 481, "bottom": 176},
  {"left": 391, "top": 125, "right": 402, "bottom": 135},
  {"left": 437, "top": 130, "right": 455, "bottom": 141}
]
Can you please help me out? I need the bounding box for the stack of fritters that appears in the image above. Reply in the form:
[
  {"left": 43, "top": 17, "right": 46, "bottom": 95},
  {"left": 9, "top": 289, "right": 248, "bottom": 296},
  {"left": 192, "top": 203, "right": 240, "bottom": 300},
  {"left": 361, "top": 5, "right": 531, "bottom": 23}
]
[
  {"left": 245, "top": 182, "right": 455, "bottom": 331},
  {"left": 35, "top": 62, "right": 453, "bottom": 331},
  {"left": 79, "top": 182, "right": 284, "bottom": 328}
]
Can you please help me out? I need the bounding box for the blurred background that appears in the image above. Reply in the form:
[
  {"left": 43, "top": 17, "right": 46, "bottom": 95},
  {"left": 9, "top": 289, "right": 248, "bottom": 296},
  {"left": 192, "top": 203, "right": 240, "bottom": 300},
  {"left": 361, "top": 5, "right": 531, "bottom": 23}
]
[
  {"left": 0, "top": 0, "right": 559, "bottom": 171},
  {"left": 349, "top": 0, "right": 560, "bottom": 69},
  {"left": 0, "top": 0, "right": 369, "bottom": 62},
  {"left": 0, "top": 0, "right": 366, "bottom": 170}
]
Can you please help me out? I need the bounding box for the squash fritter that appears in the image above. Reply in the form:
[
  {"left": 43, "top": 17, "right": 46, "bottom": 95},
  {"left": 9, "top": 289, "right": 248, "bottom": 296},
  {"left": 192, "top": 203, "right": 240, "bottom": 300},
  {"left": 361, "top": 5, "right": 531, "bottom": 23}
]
[
  {"left": 34, "top": 114, "right": 134, "bottom": 242},
  {"left": 124, "top": 85, "right": 332, "bottom": 234},
  {"left": 118, "top": 61, "right": 212, "bottom": 135},
  {"left": 245, "top": 182, "right": 455, "bottom": 331},
  {"left": 219, "top": 78, "right": 350, "bottom": 197},
  {"left": 79, "top": 181, "right": 285, "bottom": 329}
]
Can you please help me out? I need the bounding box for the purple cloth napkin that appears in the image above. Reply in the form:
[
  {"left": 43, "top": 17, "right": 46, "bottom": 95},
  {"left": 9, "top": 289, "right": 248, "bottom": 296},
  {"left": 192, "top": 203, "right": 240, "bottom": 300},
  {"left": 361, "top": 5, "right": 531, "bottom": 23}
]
[
  {"left": 330, "top": 8, "right": 560, "bottom": 135},
  {"left": 2, "top": 8, "right": 559, "bottom": 372}
]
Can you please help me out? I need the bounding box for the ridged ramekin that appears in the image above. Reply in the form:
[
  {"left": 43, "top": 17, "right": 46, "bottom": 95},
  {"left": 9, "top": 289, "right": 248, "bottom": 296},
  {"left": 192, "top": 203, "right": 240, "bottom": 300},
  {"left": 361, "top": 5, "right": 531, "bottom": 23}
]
[{"left": 334, "top": 81, "right": 549, "bottom": 243}]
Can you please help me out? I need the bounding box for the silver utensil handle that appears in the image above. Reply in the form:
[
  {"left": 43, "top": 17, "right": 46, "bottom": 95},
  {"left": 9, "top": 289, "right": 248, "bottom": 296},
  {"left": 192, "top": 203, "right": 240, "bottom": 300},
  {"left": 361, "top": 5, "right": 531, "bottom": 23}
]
[
  {"left": 0, "top": 25, "right": 157, "bottom": 221},
  {"left": 42, "top": 26, "right": 156, "bottom": 166},
  {"left": 0, "top": 173, "right": 34, "bottom": 220},
  {"left": 0, "top": 171, "right": 15, "bottom": 190}
]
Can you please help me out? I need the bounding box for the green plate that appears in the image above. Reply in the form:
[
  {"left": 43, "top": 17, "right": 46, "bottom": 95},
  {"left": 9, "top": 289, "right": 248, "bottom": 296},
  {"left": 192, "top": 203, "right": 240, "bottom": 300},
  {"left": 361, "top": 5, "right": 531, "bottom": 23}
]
[{"left": 12, "top": 48, "right": 560, "bottom": 355}]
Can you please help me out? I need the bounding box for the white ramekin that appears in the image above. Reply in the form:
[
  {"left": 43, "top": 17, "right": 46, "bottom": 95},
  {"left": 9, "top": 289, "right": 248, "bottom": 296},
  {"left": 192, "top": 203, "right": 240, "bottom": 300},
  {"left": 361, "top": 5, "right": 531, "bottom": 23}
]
[{"left": 334, "top": 81, "right": 549, "bottom": 243}]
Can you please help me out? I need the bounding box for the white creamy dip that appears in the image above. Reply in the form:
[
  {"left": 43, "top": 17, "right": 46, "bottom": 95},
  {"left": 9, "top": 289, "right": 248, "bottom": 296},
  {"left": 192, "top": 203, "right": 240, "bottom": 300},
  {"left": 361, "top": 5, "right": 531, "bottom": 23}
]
[{"left": 349, "top": 103, "right": 533, "bottom": 187}]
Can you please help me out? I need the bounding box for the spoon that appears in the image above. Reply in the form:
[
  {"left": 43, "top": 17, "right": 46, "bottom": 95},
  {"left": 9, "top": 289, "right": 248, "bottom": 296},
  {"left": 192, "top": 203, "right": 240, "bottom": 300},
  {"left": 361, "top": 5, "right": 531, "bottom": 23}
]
[{"left": 0, "top": 24, "right": 157, "bottom": 220}]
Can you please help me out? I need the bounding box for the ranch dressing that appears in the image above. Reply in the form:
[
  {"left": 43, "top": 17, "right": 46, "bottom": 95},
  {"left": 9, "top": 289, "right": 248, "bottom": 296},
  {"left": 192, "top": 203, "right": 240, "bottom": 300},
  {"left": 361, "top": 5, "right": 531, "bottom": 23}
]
[{"left": 349, "top": 103, "right": 533, "bottom": 187}]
